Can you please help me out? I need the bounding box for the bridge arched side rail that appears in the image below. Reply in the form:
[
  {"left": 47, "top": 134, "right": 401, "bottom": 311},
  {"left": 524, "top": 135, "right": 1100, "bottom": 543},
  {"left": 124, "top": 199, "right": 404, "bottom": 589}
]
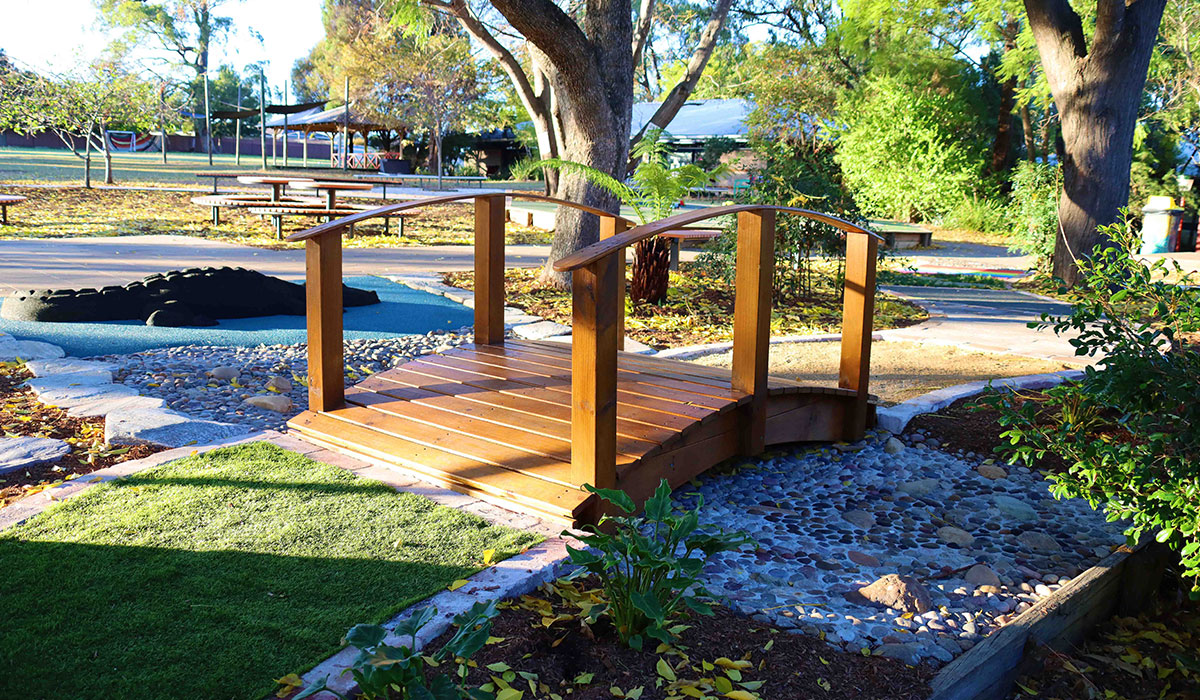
[
  {"left": 552, "top": 204, "right": 883, "bottom": 491},
  {"left": 287, "top": 191, "right": 636, "bottom": 419}
]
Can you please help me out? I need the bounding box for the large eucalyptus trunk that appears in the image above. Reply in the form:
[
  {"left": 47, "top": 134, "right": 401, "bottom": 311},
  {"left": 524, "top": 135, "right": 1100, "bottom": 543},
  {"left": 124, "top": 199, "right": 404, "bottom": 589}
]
[{"left": 1023, "top": 0, "right": 1167, "bottom": 285}]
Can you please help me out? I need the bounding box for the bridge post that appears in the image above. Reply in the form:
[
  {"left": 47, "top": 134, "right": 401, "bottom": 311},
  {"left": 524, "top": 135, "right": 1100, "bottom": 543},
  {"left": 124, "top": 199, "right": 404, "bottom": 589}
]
[
  {"left": 599, "top": 215, "right": 629, "bottom": 351},
  {"left": 474, "top": 194, "right": 506, "bottom": 345},
  {"left": 839, "top": 231, "right": 878, "bottom": 439},
  {"left": 731, "top": 209, "right": 776, "bottom": 455},
  {"left": 570, "top": 254, "right": 620, "bottom": 490},
  {"left": 305, "top": 231, "right": 345, "bottom": 412}
]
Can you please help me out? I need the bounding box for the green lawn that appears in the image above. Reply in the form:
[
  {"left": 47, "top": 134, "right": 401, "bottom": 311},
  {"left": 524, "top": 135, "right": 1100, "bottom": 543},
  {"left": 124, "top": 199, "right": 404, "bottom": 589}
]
[
  {"left": 0, "top": 441, "right": 541, "bottom": 700},
  {"left": 0, "top": 146, "right": 310, "bottom": 187}
]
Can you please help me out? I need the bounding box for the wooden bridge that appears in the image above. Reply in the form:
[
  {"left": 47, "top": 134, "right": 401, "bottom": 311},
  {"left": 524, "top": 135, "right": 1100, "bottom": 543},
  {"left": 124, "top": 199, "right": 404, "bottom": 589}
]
[{"left": 285, "top": 193, "right": 880, "bottom": 526}]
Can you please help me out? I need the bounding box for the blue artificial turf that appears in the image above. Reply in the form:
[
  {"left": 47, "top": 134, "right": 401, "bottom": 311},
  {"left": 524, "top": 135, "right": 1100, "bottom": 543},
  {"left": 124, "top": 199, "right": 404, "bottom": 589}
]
[{"left": 0, "top": 276, "right": 473, "bottom": 357}]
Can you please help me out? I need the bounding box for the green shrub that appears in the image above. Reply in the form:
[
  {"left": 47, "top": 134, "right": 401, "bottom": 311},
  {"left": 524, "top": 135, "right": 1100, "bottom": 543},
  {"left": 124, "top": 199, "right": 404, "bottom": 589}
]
[
  {"left": 984, "top": 215, "right": 1200, "bottom": 597},
  {"left": 1006, "top": 161, "right": 1060, "bottom": 271},
  {"left": 695, "top": 138, "right": 862, "bottom": 302},
  {"left": 943, "top": 195, "right": 1011, "bottom": 235},
  {"left": 565, "top": 480, "right": 753, "bottom": 650},
  {"left": 834, "top": 71, "right": 989, "bottom": 221},
  {"left": 297, "top": 601, "right": 499, "bottom": 700}
]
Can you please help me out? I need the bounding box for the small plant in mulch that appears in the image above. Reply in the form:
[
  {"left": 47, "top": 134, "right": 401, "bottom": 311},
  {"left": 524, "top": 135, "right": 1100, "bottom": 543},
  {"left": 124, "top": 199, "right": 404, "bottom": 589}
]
[
  {"left": 443, "top": 265, "right": 926, "bottom": 350},
  {"left": 0, "top": 360, "right": 160, "bottom": 507},
  {"left": 566, "top": 480, "right": 753, "bottom": 650}
]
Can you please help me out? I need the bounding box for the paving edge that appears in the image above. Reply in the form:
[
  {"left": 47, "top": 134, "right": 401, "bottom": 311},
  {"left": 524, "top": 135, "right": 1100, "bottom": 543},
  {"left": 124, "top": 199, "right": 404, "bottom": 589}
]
[
  {"left": 875, "top": 369, "right": 1085, "bottom": 434},
  {"left": 0, "top": 430, "right": 279, "bottom": 532},
  {"left": 654, "top": 332, "right": 886, "bottom": 361},
  {"left": 928, "top": 541, "right": 1172, "bottom": 700},
  {"left": 294, "top": 537, "right": 575, "bottom": 699}
]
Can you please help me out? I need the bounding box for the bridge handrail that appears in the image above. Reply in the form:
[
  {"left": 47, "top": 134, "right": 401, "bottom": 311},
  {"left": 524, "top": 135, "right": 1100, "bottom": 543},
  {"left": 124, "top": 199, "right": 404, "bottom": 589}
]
[
  {"left": 553, "top": 204, "right": 880, "bottom": 272},
  {"left": 284, "top": 191, "right": 635, "bottom": 242}
]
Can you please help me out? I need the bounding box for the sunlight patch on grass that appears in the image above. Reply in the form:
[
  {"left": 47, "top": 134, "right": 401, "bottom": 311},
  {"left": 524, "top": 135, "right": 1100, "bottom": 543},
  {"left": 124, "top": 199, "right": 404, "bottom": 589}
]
[{"left": 0, "top": 441, "right": 541, "bottom": 698}]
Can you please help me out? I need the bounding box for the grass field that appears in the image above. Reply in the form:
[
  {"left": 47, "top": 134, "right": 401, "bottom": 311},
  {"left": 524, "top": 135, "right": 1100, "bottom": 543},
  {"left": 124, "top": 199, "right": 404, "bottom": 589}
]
[{"left": 0, "top": 441, "right": 541, "bottom": 699}]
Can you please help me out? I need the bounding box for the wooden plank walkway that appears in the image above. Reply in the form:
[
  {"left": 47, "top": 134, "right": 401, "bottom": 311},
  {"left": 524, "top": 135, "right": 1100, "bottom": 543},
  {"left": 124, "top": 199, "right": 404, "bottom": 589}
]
[{"left": 288, "top": 339, "right": 870, "bottom": 525}]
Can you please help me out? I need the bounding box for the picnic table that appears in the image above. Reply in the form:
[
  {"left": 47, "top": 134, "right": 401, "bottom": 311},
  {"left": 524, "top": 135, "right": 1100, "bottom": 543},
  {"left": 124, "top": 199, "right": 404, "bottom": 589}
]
[
  {"left": 236, "top": 175, "right": 314, "bottom": 203},
  {"left": 0, "top": 194, "right": 27, "bottom": 225},
  {"left": 290, "top": 181, "right": 375, "bottom": 209},
  {"left": 249, "top": 204, "right": 374, "bottom": 239},
  {"left": 190, "top": 193, "right": 322, "bottom": 225}
]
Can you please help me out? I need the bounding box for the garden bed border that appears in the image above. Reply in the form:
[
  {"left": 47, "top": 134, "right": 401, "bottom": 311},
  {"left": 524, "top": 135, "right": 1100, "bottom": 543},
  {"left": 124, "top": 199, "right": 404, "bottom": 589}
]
[{"left": 928, "top": 540, "right": 1172, "bottom": 700}]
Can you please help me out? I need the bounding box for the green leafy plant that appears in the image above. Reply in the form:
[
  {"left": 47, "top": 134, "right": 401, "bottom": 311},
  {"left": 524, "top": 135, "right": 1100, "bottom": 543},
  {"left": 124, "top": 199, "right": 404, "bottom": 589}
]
[
  {"left": 297, "top": 601, "right": 499, "bottom": 700},
  {"left": 983, "top": 214, "right": 1200, "bottom": 597},
  {"left": 696, "top": 137, "right": 861, "bottom": 302},
  {"left": 1006, "top": 161, "right": 1061, "bottom": 272},
  {"left": 522, "top": 129, "right": 728, "bottom": 304},
  {"left": 565, "top": 479, "right": 753, "bottom": 650}
]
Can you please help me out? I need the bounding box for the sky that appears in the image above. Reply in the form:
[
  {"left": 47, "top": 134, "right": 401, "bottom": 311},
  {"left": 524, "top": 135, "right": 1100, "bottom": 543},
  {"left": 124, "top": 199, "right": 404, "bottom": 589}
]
[{"left": 0, "top": 0, "right": 324, "bottom": 94}]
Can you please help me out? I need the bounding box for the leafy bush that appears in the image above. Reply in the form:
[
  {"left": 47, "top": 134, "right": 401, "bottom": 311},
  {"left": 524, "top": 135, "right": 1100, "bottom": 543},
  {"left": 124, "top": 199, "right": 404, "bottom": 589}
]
[
  {"left": 834, "top": 71, "right": 989, "bottom": 221},
  {"left": 985, "top": 215, "right": 1200, "bottom": 597},
  {"left": 565, "top": 480, "right": 753, "bottom": 650},
  {"left": 696, "top": 138, "right": 862, "bottom": 302},
  {"left": 297, "top": 601, "right": 499, "bottom": 700},
  {"left": 943, "top": 195, "right": 1011, "bottom": 236},
  {"left": 1006, "top": 161, "right": 1060, "bottom": 272}
]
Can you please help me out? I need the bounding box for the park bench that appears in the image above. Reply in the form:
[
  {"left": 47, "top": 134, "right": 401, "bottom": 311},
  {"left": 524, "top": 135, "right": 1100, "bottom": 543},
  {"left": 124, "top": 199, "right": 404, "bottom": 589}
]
[
  {"left": 660, "top": 227, "right": 723, "bottom": 270},
  {"left": 0, "top": 195, "right": 27, "bottom": 225}
]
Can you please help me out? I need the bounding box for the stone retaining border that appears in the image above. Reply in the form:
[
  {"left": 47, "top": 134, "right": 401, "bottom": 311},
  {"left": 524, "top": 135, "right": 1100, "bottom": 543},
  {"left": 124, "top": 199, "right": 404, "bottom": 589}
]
[
  {"left": 928, "top": 541, "right": 1171, "bottom": 700},
  {"left": 875, "top": 369, "right": 1085, "bottom": 434}
]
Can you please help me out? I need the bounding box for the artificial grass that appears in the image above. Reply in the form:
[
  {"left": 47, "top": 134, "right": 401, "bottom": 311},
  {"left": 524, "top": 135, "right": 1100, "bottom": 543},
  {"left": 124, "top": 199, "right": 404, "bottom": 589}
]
[{"left": 0, "top": 441, "right": 542, "bottom": 700}]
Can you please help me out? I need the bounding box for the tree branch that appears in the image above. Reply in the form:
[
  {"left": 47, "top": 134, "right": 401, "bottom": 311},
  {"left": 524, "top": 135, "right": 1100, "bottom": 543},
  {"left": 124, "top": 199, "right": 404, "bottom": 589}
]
[{"left": 632, "top": 0, "right": 655, "bottom": 69}]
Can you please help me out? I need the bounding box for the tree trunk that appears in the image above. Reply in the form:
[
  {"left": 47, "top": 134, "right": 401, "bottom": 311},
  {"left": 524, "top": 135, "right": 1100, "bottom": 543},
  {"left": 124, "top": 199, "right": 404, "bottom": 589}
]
[
  {"left": 83, "top": 134, "right": 92, "bottom": 189},
  {"left": 1019, "top": 101, "right": 1036, "bottom": 162},
  {"left": 101, "top": 122, "right": 114, "bottom": 185},
  {"left": 1023, "top": 0, "right": 1167, "bottom": 285},
  {"left": 489, "top": 0, "right": 634, "bottom": 287},
  {"left": 988, "top": 20, "right": 1020, "bottom": 176}
]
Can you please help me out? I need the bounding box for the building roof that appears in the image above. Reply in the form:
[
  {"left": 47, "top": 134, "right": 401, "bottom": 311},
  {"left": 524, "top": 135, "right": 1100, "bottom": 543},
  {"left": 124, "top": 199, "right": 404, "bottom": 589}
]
[
  {"left": 264, "top": 104, "right": 390, "bottom": 132},
  {"left": 630, "top": 98, "right": 752, "bottom": 143}
]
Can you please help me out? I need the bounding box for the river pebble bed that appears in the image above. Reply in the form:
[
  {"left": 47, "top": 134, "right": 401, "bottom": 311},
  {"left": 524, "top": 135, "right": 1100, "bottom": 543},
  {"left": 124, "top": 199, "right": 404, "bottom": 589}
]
[
  {"left": 89, "top": 330, "right": 471, "bottom": 432},
  {"left": 675, "top": 428, "right": 1128, "bottom": 669}
]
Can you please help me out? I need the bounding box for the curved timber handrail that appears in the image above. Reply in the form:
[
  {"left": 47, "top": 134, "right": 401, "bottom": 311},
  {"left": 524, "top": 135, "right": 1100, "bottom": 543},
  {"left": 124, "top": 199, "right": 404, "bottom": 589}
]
[
  {"left": 553, "top": 204, "right": 881, "bottom": 272},
  {"left": 285, "top": 191, "right": 636, "bottom": 242}
]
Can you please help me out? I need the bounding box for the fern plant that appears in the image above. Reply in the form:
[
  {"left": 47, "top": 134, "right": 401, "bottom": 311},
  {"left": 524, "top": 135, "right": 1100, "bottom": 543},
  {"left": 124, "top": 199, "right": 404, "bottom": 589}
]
[{"left": 525, "top": 129, "right": 728, "bottom": 304}]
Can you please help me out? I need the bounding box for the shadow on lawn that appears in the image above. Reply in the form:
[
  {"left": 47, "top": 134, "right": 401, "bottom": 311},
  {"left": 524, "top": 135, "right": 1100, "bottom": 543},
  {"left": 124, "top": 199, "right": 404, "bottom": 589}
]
[{"left": 0, "top": 539, "right": 467, "bottom": 700}]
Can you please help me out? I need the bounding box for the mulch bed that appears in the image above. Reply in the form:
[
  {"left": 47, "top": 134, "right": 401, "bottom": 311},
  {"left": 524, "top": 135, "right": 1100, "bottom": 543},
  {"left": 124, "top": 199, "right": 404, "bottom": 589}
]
[
  {"left": 1, "top": 361, "right": 162, "bottom": 508},
  {"left": 1009, "top": 584, "right": 1200, "bottom": 699},
  {"left": 431, "top": 578, "right": 935, "bottom": 700},
  {"left": 903, "top": 391, "right": 1067, "bottom": 471}
]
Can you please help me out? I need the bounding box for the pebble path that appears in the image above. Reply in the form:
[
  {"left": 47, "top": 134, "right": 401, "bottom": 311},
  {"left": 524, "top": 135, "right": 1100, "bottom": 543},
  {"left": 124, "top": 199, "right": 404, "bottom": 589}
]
[
  {"left": 91, "top": 330, "right": 471, "bottom": 432},
  {"left": 677, "top": 428, "right": 1127, "bottom": 668}
]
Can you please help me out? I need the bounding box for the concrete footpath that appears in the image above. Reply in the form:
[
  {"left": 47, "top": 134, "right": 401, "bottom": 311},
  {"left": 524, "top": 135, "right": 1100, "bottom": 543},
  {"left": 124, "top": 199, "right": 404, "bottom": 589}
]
[
  {"left": 880, "top": 285, "right": 1090, "bottom": 365},
  {"left": 0, "top": 235, "right": 548, "bottom": 294}
]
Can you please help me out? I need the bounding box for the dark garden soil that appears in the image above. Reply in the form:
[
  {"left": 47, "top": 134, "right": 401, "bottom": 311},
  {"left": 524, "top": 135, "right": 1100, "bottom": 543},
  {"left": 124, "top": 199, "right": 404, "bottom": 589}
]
[
  {"left": 903, "top": 391, "right": 1067, "bottom": 471},
  {"left": 433, "top": 579, "right": 935, "bottom": 700},
  {"left": 0, "top": 361, "right": 162, "bottom": 508},
  {"left": 1009, "top": 584, "right": 1200, "bottom": 699}
]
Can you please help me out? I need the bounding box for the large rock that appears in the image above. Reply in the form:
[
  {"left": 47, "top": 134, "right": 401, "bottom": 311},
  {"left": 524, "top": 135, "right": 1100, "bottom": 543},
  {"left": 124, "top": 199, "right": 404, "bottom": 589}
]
[
  {"left": 976, "top": 464, "right": 1008, "bottom": 480},
  {"left": 265, "top": 376, "right": 293, "bottom": 393},
  {"left": 884, "top": 437, "right": 905, "bottom": 455},
  {"left": 963, "top": 564, "right": 1002, "bottom": 588},
  {"left": 66, "top": 394, "right": 166, "bottom": 418},
  {"left": 30, "top": 383, "right": 138, "bottom": 409},
  {"left": 993, "top": 495, "right": 1038, "bottom": 523},
  {"left": 842, "top": 509, "right": 877, "bottom": 529},
  {"left": 858, "top": 574, "right": 933, "bottom": 614},
  {"left": 0, "top": 340, "right": 65, "bottom": 362},
  {"left": 244, "top": 395, "right": 294, "bottom": 413},
  {"left": 511, "top": 320, "right": 571, "bottom": 340},
  {"left": 937, "top": 526, "right": 975, "bottom": 547},
  {"left": 26, "top": 372, "right": 114, "bottom": 395},
  {"left": 208, "top": 366, "right": 240, "bottom": 381},
  {"left": 1017, "top": 531, "right": 1062, "bottom": 553},
  {"left": 0, "top": 436, "right": 70, "bottom": 474},
  {"left": 875, "top": 643, "right": 922, "bottom": 666},
  {"left": 105, "top": 407, "right": 249, "bottom": 448},
  {"left": 897, "top": 478, "right": 941, "bottom": 498},
  {"left": 24, "top": 358, "right": 117, "bottom": 377}
]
